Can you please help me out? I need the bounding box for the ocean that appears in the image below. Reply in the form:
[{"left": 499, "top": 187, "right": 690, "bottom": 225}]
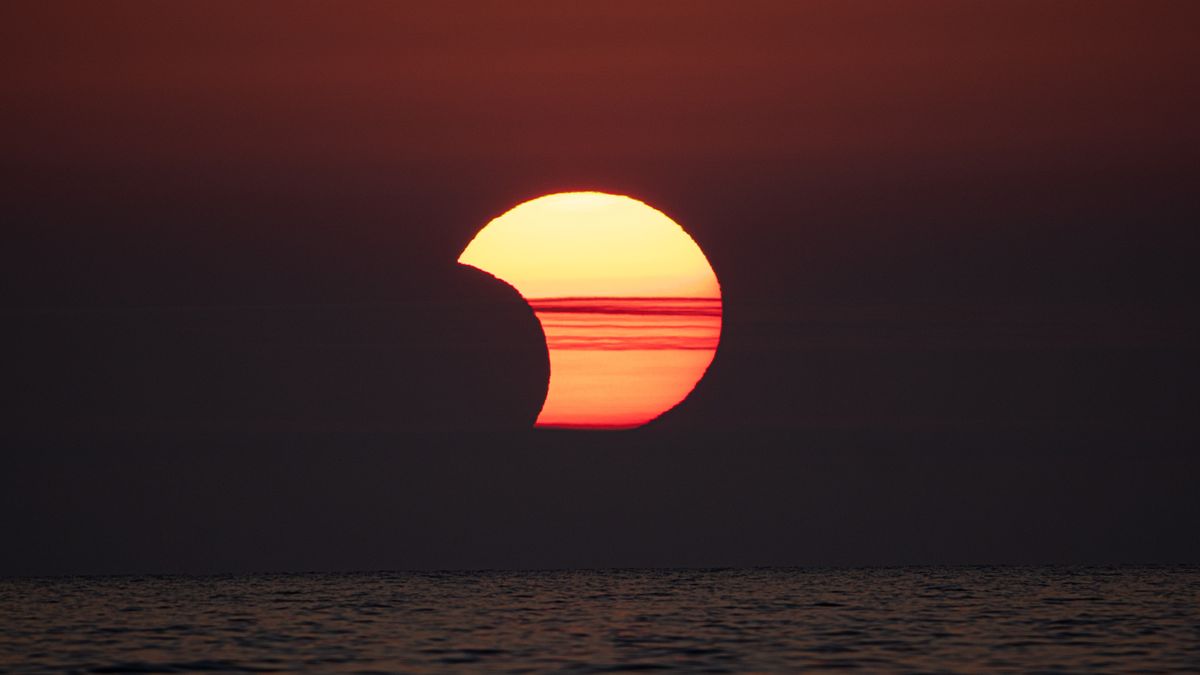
[{"left": 1, "top": 567, "right": 1196, "bottom": 673}]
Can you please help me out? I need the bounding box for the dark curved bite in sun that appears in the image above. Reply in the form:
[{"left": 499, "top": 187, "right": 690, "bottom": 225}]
[{"left": 6, "top": 264, "right": 549, "bottom": 433}]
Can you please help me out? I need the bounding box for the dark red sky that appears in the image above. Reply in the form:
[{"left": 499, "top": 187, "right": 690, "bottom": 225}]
[
  {"left": 6, "top": 2, "right": 1196, "bottom": 166},
  {"left": 1, "top": 2, "right": 1197, "bottom": 571},
  {"left": 6, "top": 0, "right": 1196, "bottom": 422},
  {"left": 4, "top": 2, "right": 1195, "bottom": 301}
]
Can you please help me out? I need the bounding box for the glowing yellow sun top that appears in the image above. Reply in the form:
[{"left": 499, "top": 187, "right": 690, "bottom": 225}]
[{"left": 458, "top": 192, "right": 719, "bottom": 299}]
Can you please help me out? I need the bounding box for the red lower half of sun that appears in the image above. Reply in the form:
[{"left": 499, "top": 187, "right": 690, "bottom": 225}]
[{"left": 531, "top": 298, "right": 721, "bottom": 428}]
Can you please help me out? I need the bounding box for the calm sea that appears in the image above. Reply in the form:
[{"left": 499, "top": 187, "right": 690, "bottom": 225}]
[{"left": 1, "top": 568, "right": 1196, "bottom": 673}]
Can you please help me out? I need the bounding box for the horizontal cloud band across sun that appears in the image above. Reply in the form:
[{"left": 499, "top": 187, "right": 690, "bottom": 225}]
[{"left": 531, "top": 297, "right": 720, "bottom": 352}]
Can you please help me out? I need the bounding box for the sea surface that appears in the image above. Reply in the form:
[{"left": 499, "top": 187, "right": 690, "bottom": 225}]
[{"left": 1, "top": 567, "right": 1197, "bottom": 673}]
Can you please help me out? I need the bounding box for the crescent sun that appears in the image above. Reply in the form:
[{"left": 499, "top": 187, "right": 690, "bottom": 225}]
[{"left": 458, "top": 192, "right": 722, "bottom": 429}]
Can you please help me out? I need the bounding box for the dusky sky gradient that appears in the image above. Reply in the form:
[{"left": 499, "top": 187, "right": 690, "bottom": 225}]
[{"left": 2, "top": 1, "right": 1197, "bottom": 573}]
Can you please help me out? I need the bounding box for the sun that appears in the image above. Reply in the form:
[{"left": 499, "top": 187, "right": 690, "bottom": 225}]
[
  {"left": 459, "top": 192, "right": 719, "bottom": 299},
  {"left": 459, "top": 192, "right": 721, "bottom": 429}
]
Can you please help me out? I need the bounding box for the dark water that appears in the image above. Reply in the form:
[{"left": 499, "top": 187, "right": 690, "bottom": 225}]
[{"left": 1, "top": 568, "right": 1197, "bottom": 673}]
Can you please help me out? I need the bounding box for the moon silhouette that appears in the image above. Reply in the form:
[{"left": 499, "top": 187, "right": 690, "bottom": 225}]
[
  {"left": 459, "top": 192, "right": 721, "bottom": 429},
  {"left": 8, "top": 264, "right": 549, "bottom": 433}
]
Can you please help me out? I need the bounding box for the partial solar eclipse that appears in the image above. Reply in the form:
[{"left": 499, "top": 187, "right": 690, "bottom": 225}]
[{"left": 459, "top": 192, "right": 721, "bottom": 429}]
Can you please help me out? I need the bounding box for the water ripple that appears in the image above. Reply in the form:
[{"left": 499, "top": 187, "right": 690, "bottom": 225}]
[{"left": 0, "top": 567, "right": 1197, "bottom": 673}]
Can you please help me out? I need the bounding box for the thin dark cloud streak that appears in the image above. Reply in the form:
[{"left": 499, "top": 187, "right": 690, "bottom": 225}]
[{"left": 530, "top": 298, "right": 721, "bottom": 317}]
